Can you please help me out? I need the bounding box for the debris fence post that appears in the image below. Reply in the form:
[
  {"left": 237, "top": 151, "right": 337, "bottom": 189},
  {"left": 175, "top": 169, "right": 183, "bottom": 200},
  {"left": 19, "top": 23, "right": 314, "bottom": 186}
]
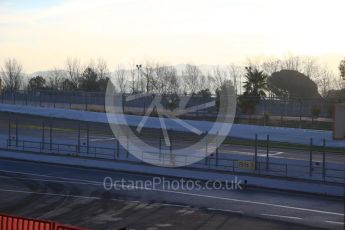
[
  {"left": 309, "top": 138, "right": 313, "bottom": 177},
  {"left": 254, "top": 134, "right": 258, "bottom": 170},
  {"left": 266, "top": 135, "right": 269, "bottom": 171},
  {"left": 322, "top": 139, "right": 326, "bottom": 181}
]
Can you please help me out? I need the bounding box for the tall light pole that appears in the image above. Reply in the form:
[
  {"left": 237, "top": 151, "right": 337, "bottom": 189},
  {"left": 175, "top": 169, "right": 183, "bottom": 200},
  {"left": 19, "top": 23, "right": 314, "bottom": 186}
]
[{"left": 136, "top": 64, "right": 142, "bottom": 93}]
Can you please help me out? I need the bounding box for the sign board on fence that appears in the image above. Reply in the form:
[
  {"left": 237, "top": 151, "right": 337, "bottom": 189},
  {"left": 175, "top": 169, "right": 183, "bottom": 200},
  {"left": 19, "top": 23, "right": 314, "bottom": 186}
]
[{"left": 237, "top": 160, "right": 255, "bottom": 170}]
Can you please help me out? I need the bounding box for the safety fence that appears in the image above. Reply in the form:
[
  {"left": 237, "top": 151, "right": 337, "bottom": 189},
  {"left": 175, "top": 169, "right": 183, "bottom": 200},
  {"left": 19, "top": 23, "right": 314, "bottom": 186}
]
[
  {"left": 0, "top": 213, "right": 86, "bottom": 230},
  {"left": 1, "top": 89, "right": 343, "bottom": 130},
  {"left": 5, "top": 138, "right": 345, "bottom": 184},
  {"left": 1, "top": 115, "right": 344, "bottom": 184}
]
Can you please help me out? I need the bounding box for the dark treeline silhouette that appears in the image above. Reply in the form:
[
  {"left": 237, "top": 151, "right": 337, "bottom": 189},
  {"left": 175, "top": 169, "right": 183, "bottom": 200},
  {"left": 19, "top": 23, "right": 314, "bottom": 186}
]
[{"left": 1, "top": 56, "right": 344, "bottom": 101}]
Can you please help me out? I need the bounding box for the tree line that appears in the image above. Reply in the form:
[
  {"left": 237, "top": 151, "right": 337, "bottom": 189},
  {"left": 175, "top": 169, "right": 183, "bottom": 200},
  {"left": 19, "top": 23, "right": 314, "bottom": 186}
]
[{"left": 0, "top": 56, "right": 344, "bottom": 100}]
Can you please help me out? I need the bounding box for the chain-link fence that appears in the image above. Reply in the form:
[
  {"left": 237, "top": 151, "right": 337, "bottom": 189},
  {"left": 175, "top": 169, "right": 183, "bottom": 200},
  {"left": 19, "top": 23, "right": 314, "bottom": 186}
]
[
  {"left": 0, "top": 113, "right": 344, "bottom": 184},
  {"left": 1, "top": 89, "right": 344, "bottom": 130}
]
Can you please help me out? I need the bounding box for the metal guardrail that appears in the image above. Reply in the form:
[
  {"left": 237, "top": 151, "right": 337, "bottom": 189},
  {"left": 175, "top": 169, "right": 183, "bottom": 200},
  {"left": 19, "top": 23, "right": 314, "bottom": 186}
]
[
  {"left": 1, "top": 114, "right": 344, "bottom": 184},
  {"left": 1, "top": 89, "right": 344, "bottom": 130},
  {"left": 6, "top": 138, "right": 344, "bottom": 184}
]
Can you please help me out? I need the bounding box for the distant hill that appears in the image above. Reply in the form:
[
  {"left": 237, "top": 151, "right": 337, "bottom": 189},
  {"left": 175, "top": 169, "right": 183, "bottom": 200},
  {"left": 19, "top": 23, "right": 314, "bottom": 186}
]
[{"left": 27, "top": 70, "right": 66, "bottom": 79}]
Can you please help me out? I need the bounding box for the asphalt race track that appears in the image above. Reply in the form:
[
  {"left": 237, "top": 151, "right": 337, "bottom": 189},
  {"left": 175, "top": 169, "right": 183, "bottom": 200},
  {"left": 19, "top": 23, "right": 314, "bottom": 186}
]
[{"left": 0, "top": 158, "right": 344, "bottom": 230}]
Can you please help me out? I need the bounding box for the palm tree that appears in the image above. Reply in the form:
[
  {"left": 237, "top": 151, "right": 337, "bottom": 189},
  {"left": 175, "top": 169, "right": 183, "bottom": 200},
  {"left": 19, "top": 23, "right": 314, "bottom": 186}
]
[
  {"left": 239, "top": 67, "right": 268, "bottom": 115},
  {"left": 243, "top": 67, "right": 268, "bottom": 98}
]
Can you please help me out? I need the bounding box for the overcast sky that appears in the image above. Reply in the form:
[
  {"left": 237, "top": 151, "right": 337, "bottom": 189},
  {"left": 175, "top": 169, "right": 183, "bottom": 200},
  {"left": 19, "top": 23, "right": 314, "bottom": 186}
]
[{"left": 0, "top": 0, "right": 344, "bottom": 73}]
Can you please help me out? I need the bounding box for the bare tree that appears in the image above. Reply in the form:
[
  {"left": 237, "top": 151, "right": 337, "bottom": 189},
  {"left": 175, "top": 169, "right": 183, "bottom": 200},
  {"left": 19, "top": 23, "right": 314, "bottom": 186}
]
[
  {"left": 129, "top": 66, "right": 137, "bottom": 93},
  {"left": 148, "top": 64, "right": 179, "bottom": 94},
  {"left": 65, "top": 57, "right": 82, "bottom": 89},
  {"left": 301, "top": 56, "right": 318, "bottom": 79},
  {"left": 228, "top": 64, "right": 244, "bottom": 95},
  {"left": 47, "top": 68, "right": 65, "bottom": 90},
  {"left": 152, "top": 64, "right": 168, "bottom": 94},
  {"left": 280, "top": 55, "right": 301, "bottom": 71},
  {"left": 140, "top": 62, "right": 155, "bottom": 93},
  {"left": 314, "top": 68, "right": 333, "bottom": 97},
  {"left": 206, "top": 72, "right": 216, "bottom": 93},
  {"left": 163, "top": 65, "right": 179, "bottom": 94},
  {"left": 114, "top": 66, "right": 127, "bottom": 93},
  {"left": 0, "top": 58, "right": 23, "bottom": 91},
  {"left": 212, "top": 66, "right": 228, "bottom": 91},
  {"left": 339, "top": 58, "right": 345, "bottom": 81},
  {"left": 96, "top": 58, "right": 110, "bottom": 80},
  {"left": 261, "top": 58, "right": 281, "bottom": 75},
  {"left": 332, "top": 78, "right": 345, "bottom": 90},
  {"left": 183, "top": 64, "right": 203, "bottom": 94}
]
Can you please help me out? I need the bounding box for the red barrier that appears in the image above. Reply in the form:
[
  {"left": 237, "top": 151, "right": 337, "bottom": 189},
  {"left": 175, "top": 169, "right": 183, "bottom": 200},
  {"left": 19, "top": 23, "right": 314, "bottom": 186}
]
[{"left": 0, "top": 213, "right": 87, "bottom": 230}]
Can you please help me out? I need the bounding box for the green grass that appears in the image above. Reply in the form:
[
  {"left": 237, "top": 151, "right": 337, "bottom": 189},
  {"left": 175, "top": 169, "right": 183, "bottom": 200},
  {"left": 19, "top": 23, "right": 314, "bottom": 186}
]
[{"left": 225, "top": 138, "right": 344, "bottom": 154}]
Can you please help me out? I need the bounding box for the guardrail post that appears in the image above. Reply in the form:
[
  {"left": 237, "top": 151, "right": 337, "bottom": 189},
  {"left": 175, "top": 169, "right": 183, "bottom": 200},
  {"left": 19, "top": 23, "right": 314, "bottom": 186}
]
[
  {"left": 126, "top": 134, "right": 129, "bottom": 158},
  {"left": 15, "top": 119, "right": 18, "bottom": 147},
  {"left": 309, "top": 138, "right": 313, "bottom": 177},
  {"left": 116, "top": 138, "right": 120, "bottom": 158},
  {"left": 84, "top": 93, "right": 88, "bottom": 111},
  {"left": 122, "top": 94, "right": 125, "bottom": 113},
  {"left": 42, "top": 121, "right": 45, "bottom": 150},
  {"left": 266, "top": 135, "right": 269, "bottom": 171},
  {"left": 322, "top": 139, "right": 326, "bottom": 181},
  {"left": 78, "top": 124, "right": 81, "bottom": 153},
  {"left": 159, "top": 134, "right": 162, "bottom": 159},
  {"left": 51, "top": 92, "right": 55, "bottom": 108},
  {"left": 205, "top": 131, "right": 208, "bottom": 153},
  {"left": 8, "top": 118, "right": 11, "bottom": 147},
  {"left": 169, "top": 129, "right": 173, "bottom": 155},
  {"left": 254, "top": 134, "right": 258, "bottom": 170},
  {"left": 86, "top": 123, "right": 89, "bottom": 154},
  {"left": 263, "top": 98, "right": 267, "bottom": 126},
  {"left": 215, "top": 147, "right": 219, "bottom": 166},
  {"left": 205, "top": 131, "right": 208, "bottom": 165},
  {"left": 50, "top": 121, "right": 53, "bottom": 151},
  {"left": 299, "top": 99, "right": 302, "bottom": 128},
  {"left": 169, "top": 140, "right": 172, "bottom": 155}
]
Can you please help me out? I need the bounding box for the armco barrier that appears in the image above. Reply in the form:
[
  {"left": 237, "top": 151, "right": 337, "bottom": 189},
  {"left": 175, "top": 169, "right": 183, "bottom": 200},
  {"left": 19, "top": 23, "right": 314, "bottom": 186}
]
[{"left": 0, "top": 213, "right": 87, "bottom": 230}]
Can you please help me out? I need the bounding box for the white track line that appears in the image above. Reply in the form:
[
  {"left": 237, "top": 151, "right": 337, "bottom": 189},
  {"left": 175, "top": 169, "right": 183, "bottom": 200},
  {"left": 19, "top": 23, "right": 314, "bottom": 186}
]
[
  {"left": 207, "top": 208, "right": 243, "bottom": 214},
  {"left": 325, "top": 220, "right": 344, "bottom": 225},
  {"left": 261, "top": 213, "right": 303, "bottom": 220},
  {"left": 160, "top": 203, "right": 190, "bottom": 208},
  {"left": 0, "top": 169, "right": 101, "bottom": 184},
  {"left": 89, "top": 138, "right": 116, "bottom": 142},
  {"left": 0, "top": 175, "right": 102, "bottom": 187},
  {"left": 270, "top": 152, "right": 284, "bottom": 156},
  {"left": 0, "top": 168, "right": 343, "bottom": 217}
]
